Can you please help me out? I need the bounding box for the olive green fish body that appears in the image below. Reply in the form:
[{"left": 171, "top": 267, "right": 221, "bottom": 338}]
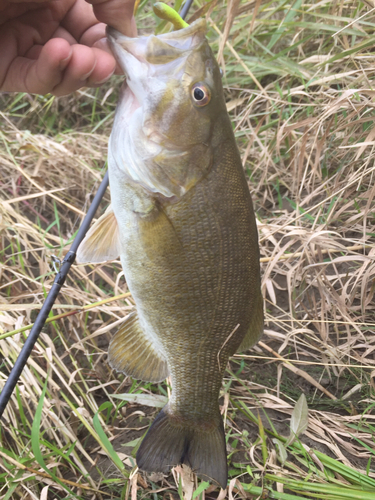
[
  {"left": 78, "top": 20, "right": 263, "bottom": 488},
  {"left": 110, "top": 112, "right": 261, "bottom": 403}
]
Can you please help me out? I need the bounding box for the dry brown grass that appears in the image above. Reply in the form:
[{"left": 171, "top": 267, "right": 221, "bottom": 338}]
[{"left": 1, "top": 1, "right": 375, "bottom": 499}]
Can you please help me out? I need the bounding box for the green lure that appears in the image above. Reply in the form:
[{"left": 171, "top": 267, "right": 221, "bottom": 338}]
[{"left": 153, "top": 2, "right": 189, "bottom": 29}]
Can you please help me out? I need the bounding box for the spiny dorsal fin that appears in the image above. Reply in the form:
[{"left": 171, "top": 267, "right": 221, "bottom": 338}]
[
  {"left": 108, "top": 311, "right": 169, "bottom": 383},
  {"left": 76, "top": 205, "right": 120, "bottom": 263}
]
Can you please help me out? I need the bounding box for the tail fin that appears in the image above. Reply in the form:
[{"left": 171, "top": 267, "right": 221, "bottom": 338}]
[{"left": 136, "top": 405, "right": 228, "bottom": 489}]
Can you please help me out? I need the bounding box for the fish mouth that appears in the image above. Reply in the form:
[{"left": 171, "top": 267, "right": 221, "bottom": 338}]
[
  {"left": 106, "top": 19, "right": 206, "bottom": 62},
  {"left": 106, "top": 18, "right": 206, "bottom": 41},
  {"left": 106, "top": 19, "right": 206, "bottom": 83}
]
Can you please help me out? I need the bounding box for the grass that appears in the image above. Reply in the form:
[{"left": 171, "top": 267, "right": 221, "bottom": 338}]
[{"left": 1, "top": 0, "right": 375, "bottom": 498}]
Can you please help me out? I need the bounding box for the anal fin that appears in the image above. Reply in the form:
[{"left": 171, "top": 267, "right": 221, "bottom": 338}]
[{"left": 108, "top": 312, "right": 169, "bottom": 383}]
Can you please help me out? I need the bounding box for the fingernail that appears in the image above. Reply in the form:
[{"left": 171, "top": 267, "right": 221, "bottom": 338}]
[
  {"left": 80, "top": 64, "right": 97, "bottom": 82},
  {"left": 60, "top": 48, "right": 72, "bottom": 70},
  {"left": 95, "top": 68, "right": 115, "bottom": 85}
]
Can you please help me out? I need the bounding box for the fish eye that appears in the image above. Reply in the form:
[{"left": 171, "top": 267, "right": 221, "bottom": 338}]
[{"left": 191, "top": 83, "right": 211, "bottom": 107}]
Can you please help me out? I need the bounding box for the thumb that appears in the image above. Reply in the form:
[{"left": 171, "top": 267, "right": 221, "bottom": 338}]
[{"left": 87, "top": 0, "right": 137, "bottom": 37}]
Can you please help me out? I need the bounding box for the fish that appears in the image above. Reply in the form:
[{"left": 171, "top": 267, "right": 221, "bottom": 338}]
[{"left": 77, "top": 18, "right": 263, "bottom": 489}]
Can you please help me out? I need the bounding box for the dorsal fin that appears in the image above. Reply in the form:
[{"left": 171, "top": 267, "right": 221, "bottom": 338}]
[{"left": 77, "top": 205, "right": 120, "bottom": 263}]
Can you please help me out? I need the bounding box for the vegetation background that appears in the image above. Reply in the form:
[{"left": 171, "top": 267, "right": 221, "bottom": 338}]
[{"left": 0, "top": 0, "right": 375, "bottom": 498}]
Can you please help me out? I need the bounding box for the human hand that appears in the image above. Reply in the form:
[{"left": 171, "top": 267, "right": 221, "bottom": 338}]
[{"left": 0, "top": 0, "right": 136, "bottom": 96}]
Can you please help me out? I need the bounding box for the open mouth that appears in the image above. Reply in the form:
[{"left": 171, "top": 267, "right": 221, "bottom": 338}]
[{"left": 106, "top": 19, "right": 206, "bottom": 78}]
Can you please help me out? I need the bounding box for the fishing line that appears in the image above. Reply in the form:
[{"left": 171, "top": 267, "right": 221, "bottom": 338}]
[
  {"left": 180, "top": 0, "right": 194, "bottom": 20},
  {"left": 0, "top": 1, "right": 194, "bottom": 420}
]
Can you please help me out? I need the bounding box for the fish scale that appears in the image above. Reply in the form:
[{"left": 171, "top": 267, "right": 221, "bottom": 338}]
[{"left": 77, "top": 19, "right": 263, "bottom": 488}]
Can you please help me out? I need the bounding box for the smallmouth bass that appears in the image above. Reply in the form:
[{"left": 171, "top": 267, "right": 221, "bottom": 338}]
[{"left": 77, "top": 19, "right": 263, "bottom": 488}]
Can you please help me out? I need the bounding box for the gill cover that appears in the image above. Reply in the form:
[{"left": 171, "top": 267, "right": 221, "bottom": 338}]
[{"left": 107, "top": 20, "right": 220, "bottom": 198}]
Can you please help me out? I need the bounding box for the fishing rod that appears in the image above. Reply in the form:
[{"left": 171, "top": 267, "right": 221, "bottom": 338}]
[{"left": 0, "top": 0, "right": 194, "bottom": 420}]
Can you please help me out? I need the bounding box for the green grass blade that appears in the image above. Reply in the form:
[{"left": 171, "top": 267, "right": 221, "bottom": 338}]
[
  {"left": 192, "top": 481, "right": 210, "bottom": 499},
  {"left": 31, "top": 378, "right": 77, "bottom": 497},
  {"left": 93, "top": 402, "right": 126, "bottom": 472},
  {"left": 268, "top": 0, "right": 304, "bottom": 50}
]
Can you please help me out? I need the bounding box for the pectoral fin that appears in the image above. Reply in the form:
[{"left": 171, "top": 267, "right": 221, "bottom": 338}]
[
  {"left": 135, "top": 202, "right": 183, "bottom": 263},
  {"left": 108, "top": 311, "right": 169, "bottom": 382},
  {"left": 77, "top": 205, "right": 120, "bottom": 263}
]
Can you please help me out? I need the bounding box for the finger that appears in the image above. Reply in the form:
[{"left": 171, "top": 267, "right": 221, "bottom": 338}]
[
  {"left": 25, "top": 44, "right": 43, "bottom": 59},
  {"left": 87, "top": 0, "right": 137, "bottom": 36},
  {"left": 0, "top": 37, "right": 72, "bottom": 93},
  {"left": 1, "top": 0, "right": 74, "bottom": 51},
  {"left": 52, "top": 26, "right": 77, "bottom": 45},
  {"left": 52, "top": 44, "right": 115, "bottom": 95},
  {"left": 81, "top": 25, "right": 124, "bottom": 74},
  {"left": 60, "top": 0, "right": 101, "bottom": 43},
  {"left": 79, "top": 21, "right": 107, "bottom": 47},
  {"left": 51, "top": 43, "right": 96, "bottom": 96},
  {"left": 92, "top": 37, "right": 123, "bottom": 74},
  {"left": 78, "top": 23, "right": 129, "bottom": 75},
  {"left": 3, "top": 0, "right": 59, "bottom": 4},
  {"left": 25, "top": 26, "right": 76, "bottom": 59},
  {"left": 85, "top": 46, "right": 115, "bottom": 85}
]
